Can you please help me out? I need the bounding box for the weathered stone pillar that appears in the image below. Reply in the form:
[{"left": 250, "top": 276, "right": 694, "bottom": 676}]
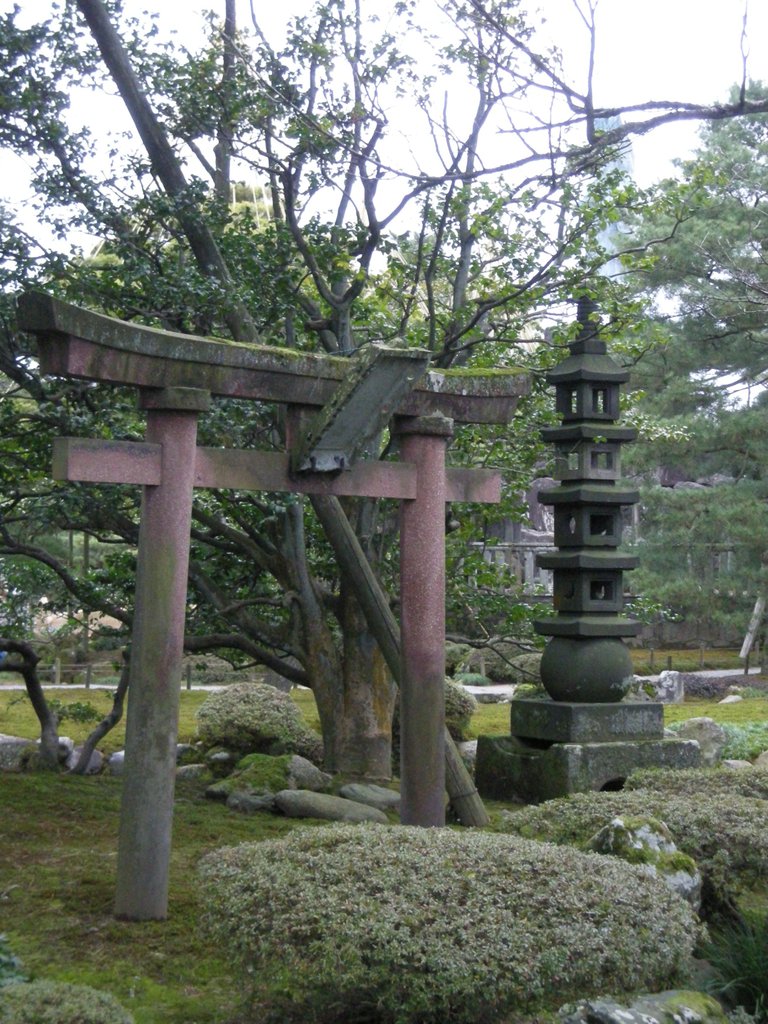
[
  {"left": 115, "top": 387, "right": 209, "bottom": 920},
  {"left": 396, "top": 413, "right": 453, "bottom": 826}
]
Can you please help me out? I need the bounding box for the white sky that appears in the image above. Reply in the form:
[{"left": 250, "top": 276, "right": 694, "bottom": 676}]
[{"left": 3, "top": 0, "right": 768, "bottom": 229}]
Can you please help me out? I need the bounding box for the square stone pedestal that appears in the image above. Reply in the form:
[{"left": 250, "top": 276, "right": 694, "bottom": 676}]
[{"left": 475, "top": 698, "right": 701, "bottom": 804}]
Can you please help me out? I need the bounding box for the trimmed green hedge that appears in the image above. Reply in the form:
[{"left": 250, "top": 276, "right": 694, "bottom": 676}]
[
  {"left": 626, "top": 766, "right": 768, "bottom": 800},
  {"left": 196, "top": 681, "right": 323, "bottom": 763},
  {"left": 501, "top": 788, "right": 768, "bottom": 919},
  {"left": 199, "top": 824, "right": 697, "bottom": 1024},
  {"left": 0, "top": 980, "right": 133, "bottom": 1024}
]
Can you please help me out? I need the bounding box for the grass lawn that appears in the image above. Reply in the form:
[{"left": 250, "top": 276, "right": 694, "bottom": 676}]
[{"left": 1, "top": 680, "right": 767, "bottom": 1022}]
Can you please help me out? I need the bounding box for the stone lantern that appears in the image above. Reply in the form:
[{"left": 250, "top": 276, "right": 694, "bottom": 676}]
[
  {"left": 474, "top": 298, "right": 700, "bottom": 802},
  {"left": 535, "top": 295, "right": 639, "bottom": 703}
]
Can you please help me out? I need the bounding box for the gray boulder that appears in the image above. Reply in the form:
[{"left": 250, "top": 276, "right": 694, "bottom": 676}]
[
  {"left": 286, "top": 754, "right": 332, "bottom": 791},
  {"left": 338, "top": 782, "right": 401, "bottom": 813},
  {"left": 674, "top": 717, "right": 727, "bottom": 766},
  {"left": 226, "top": 791, "right": 276, "bottom": 814},
  {"left": 71, "top": 747, "right": 103, "bottom": 775},
  {"left": 275, "top": 790, "right": 388, "bottom": 823},
  {"left": 57, "top": 736, "right": 75, "bottom": 764},
  {"left": 722, "top": 759, "right": 752, "bottom": 770},
  {"left": 107, "top": 750, "right": 125, "bottom": 775},
  {"left": 587, "top": 815, "right": 702, "bottom": 910},
  {"left": 754, "top": 750, "right": 768, "bottom": 768},
  {"left": 559, "top": 990, "right": 726, "bottom": 1024},
  {"left": 0, "top": 734, "right": 34, "bottom": 772}
]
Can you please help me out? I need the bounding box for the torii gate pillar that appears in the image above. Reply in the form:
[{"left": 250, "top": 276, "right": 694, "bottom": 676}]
[
  {"left": 397, "top": 414, "right": 453, "bottom": 826},
  {"left": 115, "top": 387, "right": 209, "bottom": 920}
]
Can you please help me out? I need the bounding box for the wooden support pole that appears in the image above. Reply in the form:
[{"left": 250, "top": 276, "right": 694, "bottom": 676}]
[
  {"left": 309, "top": 494, "right": 489, "bottom": 828},
  {"left": 114, "top": 387, "right": 209, "bottom": 921}
]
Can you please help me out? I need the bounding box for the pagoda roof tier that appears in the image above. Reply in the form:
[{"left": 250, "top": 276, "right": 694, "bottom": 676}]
[
  {"left": 537, "top": 550, "right": 638, "bottom": 570},
  {"left": 541, "top": 423, "right": 638, "bottom": 443},
  {"left": 538, "top": 483, "right": 639, "bottom": 505},
  {"left": 534, "top": 614, "right": 640, "bottom": 638},
  {"left": 546, "top": 353, "right": 630, "bottom": 384}
]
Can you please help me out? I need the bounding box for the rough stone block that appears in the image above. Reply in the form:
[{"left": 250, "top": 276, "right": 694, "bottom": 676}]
[
  {"left": 475, "top": 734, "right": 701, "bottom": 804},
  {"left": 510, "top": 698, "right": 664, "bottom": 743}
]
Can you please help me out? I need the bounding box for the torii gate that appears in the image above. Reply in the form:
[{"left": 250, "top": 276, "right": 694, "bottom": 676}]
[{"left": 18, "top": 291, "right": 527, "bottom": 920}]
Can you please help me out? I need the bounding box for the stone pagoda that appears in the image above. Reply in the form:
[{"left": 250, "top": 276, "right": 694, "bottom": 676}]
[{"left": 476, "top": 299, "right": 699, "bottom": 802}]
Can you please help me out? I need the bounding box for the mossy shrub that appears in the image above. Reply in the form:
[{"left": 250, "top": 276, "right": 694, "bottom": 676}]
[
  {"left": 444, "top": 679, "right": 477, "bottom": 740},
  {"left": 199, "top": 824, "right": 697, "bottom": 1024},
  {"left": 195, "top": 682, "right": 323, "bottom": 763},
  {"left": 502, "top": 789, "right": 768, "bottom": 920},
  {"left": 626, "top": 766, "right": 768, "bottom": 801},
  {"left": 0, "top": 980, "right": 133, "bottom": 1024}
]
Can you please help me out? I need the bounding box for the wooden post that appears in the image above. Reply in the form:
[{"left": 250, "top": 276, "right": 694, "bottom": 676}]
[
  {"left": 397, "top": 414, "right": 452, "bottom": 827},
  {"left": 114, "top": 387, "right": 209, "bottom": 921},
  {"left": 740, "top": 596, "right": 765, "bottom": 661}
]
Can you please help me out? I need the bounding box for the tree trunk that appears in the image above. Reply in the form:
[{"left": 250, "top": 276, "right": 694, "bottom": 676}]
[
  {"left": 71, "top": 652, "right": 129, "bottom": 774},
  {"left": 75, "top": 0, "right": 259, "bottom": 345},
  {"left": 0, "top": 638, "right": 59, "bottom": 768},
  {"left": 336, "top": 581, "right": 397, "bottom": 779}
]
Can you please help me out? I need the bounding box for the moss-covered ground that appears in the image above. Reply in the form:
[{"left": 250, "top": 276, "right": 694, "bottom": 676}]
[{"left": 1, "top": 679, "right": 767, "bottom": 1022}]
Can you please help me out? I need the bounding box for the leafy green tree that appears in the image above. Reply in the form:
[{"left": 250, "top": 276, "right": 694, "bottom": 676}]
[
  {"left": 621, "top": 84, "right": 768, "bottom": 639},
  {"left": 2, "top": 1, "right": 766, "bottom": 772}
]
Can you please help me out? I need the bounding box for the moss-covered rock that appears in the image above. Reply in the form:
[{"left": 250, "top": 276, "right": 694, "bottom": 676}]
[
  {"left": 0, "top": 980, "right": 133, "bottom": 1024},
  {"left": 587, "top": 816, "right": 702, "bottom": 908},
  {"left": 199, "top": 824, "right": 697, "bottom": 1024},
  {"left": 196, "top": 682, "right": 323, "bottom": 763},
  {"left": 560, "top": 989, "right": 727, "bottom": 1024},
  {"left": 206, "top": 752, "right": 331, "bottom": 802}
]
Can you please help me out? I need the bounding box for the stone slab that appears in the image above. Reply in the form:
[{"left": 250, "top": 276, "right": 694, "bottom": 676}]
[
  {"left": 475, "top": 735, "right": 701, "bottom": 804},
  {"left": 510, "top": 698, "right": 664, "bottom": 743}
]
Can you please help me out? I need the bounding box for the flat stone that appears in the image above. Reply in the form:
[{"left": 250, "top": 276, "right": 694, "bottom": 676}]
[
  {"left": 275, "top": 789, "right": 388, "bottom": 823},
  {"left": 718, "top": 694, "right": 743, "bottom": 704},
  {"left": 338, "top": 783, "right": 401, "bottom": 812},
  {"left": 722, "top": 759, "right": 752, "bottom": 770},
  {"left": 227, "top": 790, "right": 275, "bottom": 814},
  {"left": 476, "top": 735, "right": 701, "bottom": 803},
  {"left": 510, "top": 698, "right": 664, "bottom": 744}
]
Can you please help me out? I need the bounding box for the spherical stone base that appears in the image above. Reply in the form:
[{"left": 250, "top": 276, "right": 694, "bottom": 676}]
[{"left": 540, "top": 636, "right": 634, "bottom": 703}]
